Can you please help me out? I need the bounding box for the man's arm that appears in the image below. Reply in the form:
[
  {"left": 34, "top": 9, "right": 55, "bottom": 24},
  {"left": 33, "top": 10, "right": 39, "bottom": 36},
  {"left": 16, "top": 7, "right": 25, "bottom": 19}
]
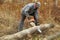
[
  {"left": 25, "top": 6, "right": 31, "bottom": 20},
  {"left": 34, "top": 11, "right": 40, "bottom": 26},
  {"left": 26, "top": 12, "right": 30, "bottom": 20}
]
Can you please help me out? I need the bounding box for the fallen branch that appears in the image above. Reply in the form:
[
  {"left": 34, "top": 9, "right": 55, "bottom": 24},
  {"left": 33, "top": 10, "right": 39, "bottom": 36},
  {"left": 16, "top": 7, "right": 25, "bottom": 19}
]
[
  {"left": 43, "top": 32, "right": 60, "bottom": 40},
  {"left": 0, "top": 22, "right": 54, "bottom": 40}
]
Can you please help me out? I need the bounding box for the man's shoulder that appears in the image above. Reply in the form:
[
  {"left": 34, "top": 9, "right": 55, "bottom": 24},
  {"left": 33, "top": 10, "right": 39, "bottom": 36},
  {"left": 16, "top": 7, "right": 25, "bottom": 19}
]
[
  {"left": 27, "top": 3, "right": 34, "bottom": 6},
  {"left": 23, "top": 3, "right": 34, "bottom": 9},
  {"left": 22, "top": 3, "right": 34, "bottom": 11}
]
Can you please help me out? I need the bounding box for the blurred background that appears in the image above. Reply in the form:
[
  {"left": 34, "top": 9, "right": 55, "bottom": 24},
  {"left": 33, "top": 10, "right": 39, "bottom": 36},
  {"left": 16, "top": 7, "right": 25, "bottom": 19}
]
[{"left": 0, "top": 0, "right": 60, "bottom": 40}]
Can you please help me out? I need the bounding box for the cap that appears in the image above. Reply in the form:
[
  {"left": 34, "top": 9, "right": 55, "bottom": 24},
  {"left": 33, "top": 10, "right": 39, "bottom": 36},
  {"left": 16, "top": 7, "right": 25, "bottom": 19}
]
[{"left": 36, "top": 2, "right": 41, "bottom": 7}]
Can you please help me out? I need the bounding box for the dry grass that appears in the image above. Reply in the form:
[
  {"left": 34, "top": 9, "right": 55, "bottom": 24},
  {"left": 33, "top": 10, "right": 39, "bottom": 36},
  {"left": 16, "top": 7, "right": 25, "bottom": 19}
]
[{"left": 0, "top": 0, "right": 60, "bottom": 40}]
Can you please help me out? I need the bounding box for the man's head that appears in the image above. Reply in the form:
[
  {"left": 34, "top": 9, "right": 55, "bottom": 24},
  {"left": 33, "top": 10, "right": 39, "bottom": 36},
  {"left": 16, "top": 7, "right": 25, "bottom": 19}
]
[{"left": 34, "top": 2, "right": 41, "bottom": 9}]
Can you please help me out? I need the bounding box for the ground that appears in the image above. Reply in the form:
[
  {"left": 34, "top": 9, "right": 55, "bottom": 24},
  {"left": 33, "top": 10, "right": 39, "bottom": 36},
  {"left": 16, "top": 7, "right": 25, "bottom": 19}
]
[{"left": 0, "top": 0, "right": 60, "bottom": 40}]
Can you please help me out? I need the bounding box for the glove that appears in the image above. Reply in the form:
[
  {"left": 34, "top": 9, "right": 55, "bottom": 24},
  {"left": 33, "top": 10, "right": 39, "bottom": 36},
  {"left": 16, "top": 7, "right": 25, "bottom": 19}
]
[{"left": 34, "top": 21, "right": 40, "bottom": 26}]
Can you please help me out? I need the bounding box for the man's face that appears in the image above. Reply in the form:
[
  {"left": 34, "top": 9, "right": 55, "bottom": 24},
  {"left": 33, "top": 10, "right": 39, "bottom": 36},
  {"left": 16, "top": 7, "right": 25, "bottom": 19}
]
[
  {"left": 36, "top": 3, "right": 40, "bottom": 8},
  {"left": 35, "top": 3, "right": 40, "bottom": 9},
  {"left": 34, "top": 3, "right": 39, "bottom": 9}
]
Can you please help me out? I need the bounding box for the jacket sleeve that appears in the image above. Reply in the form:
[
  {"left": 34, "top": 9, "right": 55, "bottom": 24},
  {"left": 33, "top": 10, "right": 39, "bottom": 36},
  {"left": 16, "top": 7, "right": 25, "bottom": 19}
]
[
  {"left": 25, "top": 6, "right": 30, "bottom": 17},
  {"left": 35, "top": 11, "right": 39, "bottom": 20},
  {"left": 34, "top": 11, "right": 40, "bottom": 26}
]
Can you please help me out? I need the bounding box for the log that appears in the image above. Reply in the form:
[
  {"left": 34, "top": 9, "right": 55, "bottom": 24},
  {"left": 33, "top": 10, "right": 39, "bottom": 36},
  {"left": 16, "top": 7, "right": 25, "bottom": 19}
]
[
  {"left": 0, "top": 22, "right": 54, "bottom": 40},
  {"left": 43, "top": 32, "right": 60, "bottom": 40}
]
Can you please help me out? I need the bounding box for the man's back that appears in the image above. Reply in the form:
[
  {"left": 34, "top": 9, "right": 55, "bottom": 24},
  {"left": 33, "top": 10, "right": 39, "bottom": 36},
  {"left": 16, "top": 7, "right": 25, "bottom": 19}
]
[{"left": 22, "top": 3, "right": 35, "bottom": 12}]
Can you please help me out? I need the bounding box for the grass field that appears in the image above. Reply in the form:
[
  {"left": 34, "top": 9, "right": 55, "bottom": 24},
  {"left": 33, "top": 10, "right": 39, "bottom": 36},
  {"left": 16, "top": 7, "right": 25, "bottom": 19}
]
[{"left": 0, "top": 0, "right": 60, "bottom": 40}]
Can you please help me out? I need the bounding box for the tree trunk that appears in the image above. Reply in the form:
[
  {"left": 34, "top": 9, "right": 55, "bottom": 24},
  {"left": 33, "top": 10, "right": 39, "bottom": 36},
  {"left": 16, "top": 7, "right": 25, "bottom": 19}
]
[
  {"left": 43, "top": 32, "right": 60, "bottom": 40},
  {"left": 0, "top": 22, "right": 54, "bottom": 40}
]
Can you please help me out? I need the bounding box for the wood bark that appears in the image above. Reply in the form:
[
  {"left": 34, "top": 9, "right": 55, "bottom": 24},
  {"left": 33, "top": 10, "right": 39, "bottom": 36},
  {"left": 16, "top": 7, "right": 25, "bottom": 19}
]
[
  {"left": 43, "top": 32, "right": 60, "bottom": 40},
  {"left": 0, "top": 22, "right": 54, "bottom": 40}
]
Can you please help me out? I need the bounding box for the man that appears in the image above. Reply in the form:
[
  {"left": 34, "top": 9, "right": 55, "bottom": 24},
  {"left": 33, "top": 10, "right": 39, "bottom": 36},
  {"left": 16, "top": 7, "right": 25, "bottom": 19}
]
[{"left": 18, "top": 2, "right": 41, "bottom": 31}]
